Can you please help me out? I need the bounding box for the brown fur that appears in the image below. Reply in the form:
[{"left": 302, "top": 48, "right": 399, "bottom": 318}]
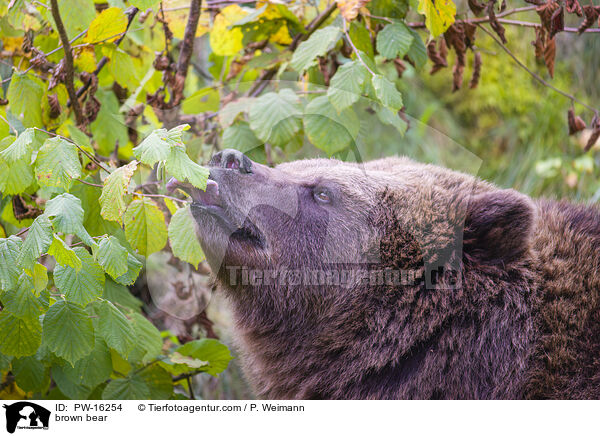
[{"left": 186, "top": 151, "right": 600, "bottom": 399}]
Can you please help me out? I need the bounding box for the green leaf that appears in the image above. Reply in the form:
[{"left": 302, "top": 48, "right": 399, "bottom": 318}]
[
  {"left": 35, "top": 137, "right": 82, "bottom": 190},
  {"left": 128, "top": 0, "right": 161, "bottom": 10},
  {"left": 417, "top": 0, "right": 456, "bottom": 37},
  {"left": 29, "top": 263, "right": 48, "bottom": 293},
  {"left": 249, "top": 89, "right": 302, "bottom": 147},
  {"left": 89, "top": 88, "right": 129, "bottom": 156},
  {"left": 114, "top": 253, "right": 143, "bottom": 286},
  {"left": 51, "top": 365, "right": 93, "bottom": 399},
  {"left": 72, "top": 177, "right": 122, "bottom": 237},
  {"left": 7, "top": 74, "right": 44, "bottom": 127},
  {"left": 17, "top": 215, "right": 53, "bottom": 270},
  {"left": 96, "top": 300, "right": 135, "bottom": 359},
  {"left": 54, "top": 247, "right": 105, "bottom": 307},
  {"left": 48, "top": 235, "right": 82, "bottom": 271},
  {"left": 0, "top": 312, "right": 42, "bottom": 357},
  {"left": 406, "top": 28, "right": 428, "bottom": 69},
  {"left": 44, "top": 193, "right": 95, "bottom": 246},
  {"left": 290, "top": 26, "right": 342, "bottom": 72},
  {"left": 0, "top": 128, "right": 35, "bottom": 163},
  {"left": 0, "top": 236, "right": 22, "bottom": 291},
  {"left": 68, "top": 337, "right": 113, "bottom": 389},
  {"left": 182, "top": 88, "right": 220, "bottom": 115},
  {"left": 349, "top": 21, "right": 374, "bottom": 58},
  {"left": 139, "top": 365, "right": 173, "bottom": 399},
  {"left": 12, "top": 356, "right": 50, "bottom": 392},
  {"left": 95, "top": 236, "right": 129, "bottom": 279},
  {"left": 327, "top": 61, "right": 369, "bottom": 112},
  {"left": 103, "top": 277, "right": 143, "bottom": 313},
  {"left": 2, "top": 274, "right": 44, "bottom": 320},
  {"left": 133, "top": 129, "right": 172, "bottom": 167},
  {"left": 99, "top": 161, "right": 138, "bottom": 224},
  {"left": 304, "top": 95, "right": 360, "bottom": 155},
  {"left": 376, "top": 22, "right": 414, "bottom": 59},
  {"left": 102, "top": 373, "right": 150, "bottom": 400},
  {"left": 0, "top": 137, "right": 34, "bottom": 195},
  {"left": 128, "top": 312, "right": 163, "bottom": 364},
  {"left": 160, "top": 339, "right": 232, "bottom": 377},
  {"left": 124, "top": 198, "right": 168, "bottom": 256},
  {"left": 168, "top": 205, "right": 205, "bottom": 268},
  {"left": 42, "top": 300, "right": 94, "bottom": 365},
  {"left": 84, "top": 7, "right": 128, "bottom": 44},
  {"left": 372, "top": 75, "right": 404, "bottom": 111},
  {"left": 51, "top": 0, "right": 97, "bottom": 39},
  {"left": 222, "top": 122, "right": 262, "bottom": 152},
  {"left": 166, "top": 146, "right": 209, "bottom": 191},
  {"left": 376, "top": 106, "right": 408, "bottom": 135}
]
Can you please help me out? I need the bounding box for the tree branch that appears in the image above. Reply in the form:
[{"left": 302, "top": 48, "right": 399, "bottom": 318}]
[
  {"left": 50, "top": 0, "right": 85, "bottom": 127},
  {"left": 476, "top": 23, "right": 598, "bottom": 114},
  {"left": 172, "top": 0, "right": 203, "bottom": 106}
]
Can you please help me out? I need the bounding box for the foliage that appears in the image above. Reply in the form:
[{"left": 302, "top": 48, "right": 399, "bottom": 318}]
[{"left": 0, "top": 0, "right": 598, "bottom": 400}]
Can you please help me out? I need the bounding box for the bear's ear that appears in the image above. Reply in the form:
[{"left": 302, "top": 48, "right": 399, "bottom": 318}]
[{"left": 463, "top": 189, "right": 536, "bottom": 264}]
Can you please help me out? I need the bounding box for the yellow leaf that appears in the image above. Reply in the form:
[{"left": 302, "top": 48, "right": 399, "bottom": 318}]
[
  {"left": 84, "top": 7, "right": 128, "bottom": 44},
  {"left": 163, "top": 0, "right": 210, "bottom": 39},
  {"left": 417, "top": 0, "right": 456, "bottom": 38},
  {"left": 336, "top": 0, "right": 371, "bottom": 21},
  {"left": 1, "top": 37, "right": 23, "bottom": 53},
  {"left": 209, "top": 5, "right": 248, "bottom": 56},
  {"left": 74, "top": 46, "right": 97, "bottom": 73},
  {"left": 270, "top": 23, "right": 292, "bottom": 45},
  {"left": 0, "top": 223, "right": 5, "bottom": 238}
]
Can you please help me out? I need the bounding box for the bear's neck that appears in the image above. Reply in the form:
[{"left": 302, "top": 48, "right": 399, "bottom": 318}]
[{"left": 224, "top": 266, "right": 536, "bottom": 399}]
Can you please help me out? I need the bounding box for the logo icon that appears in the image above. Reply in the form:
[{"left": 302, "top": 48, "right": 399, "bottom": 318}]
[{"left": 2, "top": 402, "right": 50, "bottom": 433}]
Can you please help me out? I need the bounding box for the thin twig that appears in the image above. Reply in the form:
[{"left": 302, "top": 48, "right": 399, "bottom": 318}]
[
  {"left": 33, "top": 127, "right": 112, "bottom": 173},
  {"left": 343, "top": 20, "right": 376, "bottom": 77},
  {"left": 247, "top": 2, "right": 338, "bottom": 97},
  {"left": 74, "top": 7, "right": 139, "bottom": 103},
  {"left": 476, "top": 23, "right": 597, "bottom": 114},
  {"left": 405, "top": 6, "right": 600, "bottom": 33},
  {"left": 75, "top": 178, "right": 103, "bottom": 188},
  {"left": 50, "top": 0, "right": 85, "bottom": 127},
  {"left": 133, "top": 192, "right": 190, "bottom": 204}
]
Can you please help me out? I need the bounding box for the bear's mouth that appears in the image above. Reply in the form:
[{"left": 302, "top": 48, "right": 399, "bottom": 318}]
[{"left": 167, "top": 178, "right": 265, "bottom": 247}]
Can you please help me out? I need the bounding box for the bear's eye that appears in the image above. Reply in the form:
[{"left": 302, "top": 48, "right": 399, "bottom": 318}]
[{"left": 313, "top": 188, "right": 331, "bottom": 204}]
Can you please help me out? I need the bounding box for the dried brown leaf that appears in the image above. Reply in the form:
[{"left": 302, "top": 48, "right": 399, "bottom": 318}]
[
  {"left": 578, "top": 5, "right": 600, "bottom": 34},
  {"left": 336, "top": 0, "right": 371, "bottom": 21},
  {"left": 487, "top": 0, "right": 507, "bottom": 43},
  {"left": 585, "top": 114, "right": 600, "bottom": 151},
  {"left": 47, "top": 94, "right": 61, "bottom": 119},
  {"left": 427, "top": 39, "right": 448, "bottom": 74},
  {"left": 532, "top": 26, "right": 546, "bottom": 59},
  {"left": 12, "top": 195, "right": 42, "bottom": 221},
  {"left": 464, "top": 22, "right": 477, "bottom": 48},
  {"left": 468, "top": 0, "right": 486, "bottom": 16},
  {"left": 469, "top": 51, "right": 482, "bottom": 89},
  {"left": 544, "top": 37, "right": 556, "bottom": 77},
  {"left": 566, "top": 0, "right": 583, "bottom": 17},
  {"left": 549, "top": 6, "right": 564, "bottom": 39},
  {"left": 567, "top": 108, "right": 586, "bottom": 135},
  {"left": 536, "top": 2, "right": 560, "bottom": 33}
]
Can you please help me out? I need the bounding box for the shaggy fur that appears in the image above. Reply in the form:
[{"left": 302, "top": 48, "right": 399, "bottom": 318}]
[{"left": 184, "top": 150, "right": 600, "bottom": 399}]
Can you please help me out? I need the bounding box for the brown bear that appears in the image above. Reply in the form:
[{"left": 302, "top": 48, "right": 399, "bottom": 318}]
[{"left": 171, "top": 149, "right": 600, "bottom": 399}]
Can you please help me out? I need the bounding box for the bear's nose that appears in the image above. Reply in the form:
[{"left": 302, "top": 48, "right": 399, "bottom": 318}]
[{"left": 209, "top": 149, "right": 253, "bottom": 174}]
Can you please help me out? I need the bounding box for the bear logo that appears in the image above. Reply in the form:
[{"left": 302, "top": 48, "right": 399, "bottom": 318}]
[{"left": 3, "top": 402, "right": 50, "bottom": 433}]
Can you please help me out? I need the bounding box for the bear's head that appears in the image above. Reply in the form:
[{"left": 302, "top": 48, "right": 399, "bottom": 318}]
[{"left": 171, "top": 150, "right": 538, "bottom": 398}]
